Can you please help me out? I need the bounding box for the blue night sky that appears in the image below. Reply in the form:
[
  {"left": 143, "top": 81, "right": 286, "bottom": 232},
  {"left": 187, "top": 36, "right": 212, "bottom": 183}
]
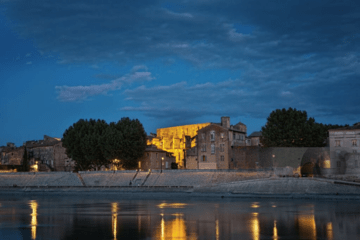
[{"left": 1, "top": 0, "right": 359, "bottom": 147}]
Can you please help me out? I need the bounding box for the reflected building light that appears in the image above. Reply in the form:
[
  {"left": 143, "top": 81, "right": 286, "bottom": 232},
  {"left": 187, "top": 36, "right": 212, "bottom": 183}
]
[
  {"left": 138, "top": 215, "right": 141, "bottom": 233},
  {"left": 251, "top": 202, "right": 260, "bottom": 209},
  {"left": 297, "top": 214, "right": 316, "bottom": 240},
  {"left": 216, "top": 219, "right": 219, "bottom": 240},
  {"left": 251, "top": 212, "right": 260, "bottom": 240},
  {"left": 158, "top": 213, "right": 189, "bottom": 240},
  {"left": 112, "top": 203, "right": 118, "bottom": 240},
  {"left": 272, "top": 205, "right": 276, "bottom": 208},
  {"left": 161, "top": 215, "right": 165, "bottom": 240},
  {"left": 326, "top": 222, "right": 333, "bottom": 240},
  {"left": 157, "top": 203, "right": 188, "bottom": 209},
  {"left": 273, "top": 220, "right": 278, "bottom": 240},
  {"left": 30, "top": 200, "right": 38, "bottom": 240}
]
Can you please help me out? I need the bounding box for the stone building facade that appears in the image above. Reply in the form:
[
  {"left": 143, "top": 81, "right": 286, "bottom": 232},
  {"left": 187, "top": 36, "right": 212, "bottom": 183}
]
[
  {"left": 148, "top": 122, "right": 211, "bottom": 168},
  {"left": 329, "top": 123, "right": 360, "bottom": 175},
  {"left": 138, "top": 145, "right": 176, "bottom": 171},
  {"left": 0, "top": 136, "right": 74, "bottom": 172},
  {"left": 187, "top": 117, "right": 247, "bottom": 170},
  {"left": 0, "top": 143, "right": 24, "bottom": 166}
]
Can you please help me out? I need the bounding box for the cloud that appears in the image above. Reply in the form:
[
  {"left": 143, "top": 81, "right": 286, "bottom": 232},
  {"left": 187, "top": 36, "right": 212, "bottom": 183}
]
[
  {"left": 56, "top": 67, "right": 154, "bottom": 102},
  {"left": 2, "top": 0, "right": 360, "bottom": 121},
  {"left": 26, "top": 61, "right": 32, "bottom": 65}
]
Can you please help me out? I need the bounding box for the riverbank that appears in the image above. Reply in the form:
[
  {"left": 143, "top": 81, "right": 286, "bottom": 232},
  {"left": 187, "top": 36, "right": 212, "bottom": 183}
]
[{"left": 1, "top": 176, "right": 360, "bottom": 200}]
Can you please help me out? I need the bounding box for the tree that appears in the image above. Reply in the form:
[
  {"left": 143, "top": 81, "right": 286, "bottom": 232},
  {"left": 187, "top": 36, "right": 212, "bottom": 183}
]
[
  {"left": 62, "top": 117, "right": 147, "bottom": 171},
  {"left": 102, "top": 117, "right": 147, "bottom": 169},
  {"left": 22, "top": 147, "right": 29, "bottom": 172},
  {"left": 62, "top": 119, "right": 110, "bottom": 171},
  {"left": 261, "top": 108, "right": 346, "bottom": 147}
]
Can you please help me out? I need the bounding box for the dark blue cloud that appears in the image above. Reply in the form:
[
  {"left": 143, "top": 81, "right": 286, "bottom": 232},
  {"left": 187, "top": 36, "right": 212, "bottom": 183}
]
[{"left": 1, "top": 0, "right": 359, "bottom": 124}]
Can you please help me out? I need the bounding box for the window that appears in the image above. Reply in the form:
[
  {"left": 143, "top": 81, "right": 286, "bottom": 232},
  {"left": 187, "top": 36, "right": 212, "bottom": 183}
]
[
  {"left": 352, "top": 139, "right": 357, "bottom": 146},
  {"left": 202, "top": 155, "right": 206, "bottom": 162},
  {"left": 211, "top": 144, "right": 215, "bottom": 154},
  {"left": 335, "top": 140, "right": 341, "bottom": 147},
  {"left": 210, "top": 131, "right": 215, "bottom": 141},
  {"left": 201, "top": 144, "right": 206, "bottom": 152},
  {"left": 354, "top": 150, "right": 357, "bottom": 154},
  {"left": 220, "top": 133, "right": 224, "bottom": 139},
  {"left": 337, "top": 161, "right": 341, "bottom": 167},
  {"left": 233, "top": 133, "right": 235, "bottom": 139},
  {"left": 201, "top": 133, "right": 205, "bottom": 139},
  {"left": 220, "top": 155, "right": 224, "bottom": 161},
  {"left": 220, "top": 144, "right": 224, "bottom": 152},
  {"left": 355, "top": 160, "right": 358, "bottom": 168}
]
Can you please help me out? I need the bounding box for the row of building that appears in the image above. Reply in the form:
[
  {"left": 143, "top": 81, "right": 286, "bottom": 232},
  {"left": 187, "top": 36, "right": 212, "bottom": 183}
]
[{"left": 1, "top": 116, "right": 359, "bottom": 175}]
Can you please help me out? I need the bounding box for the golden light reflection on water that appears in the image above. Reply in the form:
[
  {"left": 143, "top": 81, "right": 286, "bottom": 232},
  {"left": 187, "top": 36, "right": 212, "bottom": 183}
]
[
  {"left": 327, "top": 222, "right": 333, "bottom": 240},
  {"left": 251, "top": 212, "right": 260, "bottom": 240},
  {"left": 273, "top": 220, "right": 278, "bottom": 240},
  {"left": 297, "top": 213, "right": 316, "bottom": 240},
  {"left": 216, "top": 219, "right": 219, "bottom": 240},
  {"left": 112, "top": 202, "right": 118, "bottom": 240},
  {"left": 157, "top": 203, "right": 188, "bottom": 209},
  {"left": 29, "top": 200, "right": 38, "bottom": 240},
  {"left": 251, "top": 202, "right": 260, "bottom": 208},
  {"left": 157, "top": 213, "right": 195, "bottom": 240}
]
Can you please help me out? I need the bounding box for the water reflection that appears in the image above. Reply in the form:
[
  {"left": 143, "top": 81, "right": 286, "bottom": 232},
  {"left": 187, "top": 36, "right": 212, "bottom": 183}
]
[
  {"left": 112, "top": 202, "right": 118, "bottom": 240},
  {"left": 273, "top": 220, "right": 278, "bottom": 240},
  {"left": 29, "top": 200, "right": 38, "bottom": 240},
  {"left": 0, "top": 198, "right": 358, "bottom": 239},
  {"left": 158, "top": 212, "right": 189, "bottom": 240},
  {"left": 251, "top": 212, "right": 260, "bottom": 240}
]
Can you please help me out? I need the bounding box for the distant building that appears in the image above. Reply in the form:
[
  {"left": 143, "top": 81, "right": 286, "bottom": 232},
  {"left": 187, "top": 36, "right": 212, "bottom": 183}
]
[
  {"left": 148, "top": 122, "right": 211, "bottom": 168},
  {"left": 246, "top": 131, "right": 263, "bottom": 146},
  {"left": 138, "top": 145, "right": 176, "bottom": 171},
  {"left": 187, "top": 116, "right": 247, "bottom": 170},
  {"left": 328, "top": 123, "right": 360, "bottom": 175},
  {"left": 0, "top": 135, "right": 74, "bottom": 172}
]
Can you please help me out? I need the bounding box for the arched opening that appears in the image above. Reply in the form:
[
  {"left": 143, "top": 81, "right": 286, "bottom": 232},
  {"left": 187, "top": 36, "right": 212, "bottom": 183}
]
[{"left": 301, "top": 162, "right": 321, "bottom": 177}]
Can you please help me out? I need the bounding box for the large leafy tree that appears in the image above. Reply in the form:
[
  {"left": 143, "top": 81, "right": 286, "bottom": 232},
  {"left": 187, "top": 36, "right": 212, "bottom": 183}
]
[
  {"left": 62, "top": 119, "right": 110, "bottom": 171},
  {"left": 102, "top": 117, "right": 147, "bottom": 169},
  {"left": 62, "top": 117, "right": 147, "bottom": 171},
  {"left": 261, "top": 108, "right": 348, "bottom": 147}
]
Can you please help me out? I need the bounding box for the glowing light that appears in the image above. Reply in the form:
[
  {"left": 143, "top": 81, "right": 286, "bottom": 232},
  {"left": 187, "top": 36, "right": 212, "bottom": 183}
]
[
  {"left": 216, "top": 219, "right": 219, "bottom": 240},
  {"left": 30, "top": 200, "right": 38, "bottom": 240},
  {"left": 251, "top": 212, "right": 260, "bottom": 240},
  {"left": 273, "top": 220, "right": 278, "bottom": 240},
  {"left": 157, "top": 203, "right": 188, "bottom": 209},
  {"left": 272, "top": 205, "right": 276, "bottom": 208},
  {"left": 323, "top": 160, "right": 331, "bottom": 169},
  {"left": 251, "top": 202, "right": 260, "bottom": 208},
  {"left": 112, "top": 202, "right": 118, "bottom": 240},
  {"left": 157, "top": 213, "right": 189, "bottom": 240},
  {"left": 297, "top": 214, "right": 316, "bottom": 240},
  {"left": 326, "top": 222, "right": 333, "bottom": 240}
]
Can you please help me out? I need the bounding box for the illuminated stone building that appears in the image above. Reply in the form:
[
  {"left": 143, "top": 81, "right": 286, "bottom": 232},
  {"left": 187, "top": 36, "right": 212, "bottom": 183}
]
[
  {"left": 184, "top": 117, "right": 247, "bottom": 169},
  {"left": 328, "top": 123, "right": 360, "bottom": 175},
  {"left": 148, "top": 122, "right": 211, "bottom": 168},
  {"left": 138, "top": 145, "right": 176, "bottom": 171},
  {"left": 0, "top": 135, "right": 74, "bottom": 172}
]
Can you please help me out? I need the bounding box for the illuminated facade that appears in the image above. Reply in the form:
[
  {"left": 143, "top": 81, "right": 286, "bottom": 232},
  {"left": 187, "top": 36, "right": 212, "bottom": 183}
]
[
  {"left": 138, "top": 145, "right": 176, "bottom": 170},
  {"left": 0, "top": 135, "right": 74, "bottom": 172},
  {"left": 148, "top": 122, "right": 211, "bottom": 168},
  {"left": 329, "top": 123, "right": 360, "bottom": 175},
  {"left": 187, "top": 117, "right": 247, "bottom": 169}
]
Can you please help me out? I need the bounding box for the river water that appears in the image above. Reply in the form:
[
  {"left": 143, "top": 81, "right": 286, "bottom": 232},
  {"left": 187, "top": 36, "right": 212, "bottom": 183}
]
[{"left": 0, "top": 194, "right": 359, "bottom": 240}]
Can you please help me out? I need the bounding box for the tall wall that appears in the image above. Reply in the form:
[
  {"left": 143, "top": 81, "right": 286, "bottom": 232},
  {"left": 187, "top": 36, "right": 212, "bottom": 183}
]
[{"left": 149, "top": 123, "right": 211, "bottom": 168}]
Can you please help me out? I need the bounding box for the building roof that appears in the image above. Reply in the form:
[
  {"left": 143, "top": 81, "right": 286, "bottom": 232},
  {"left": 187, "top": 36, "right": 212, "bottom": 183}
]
[
  {"left": 328, "top": 123, "right": 360, "bottom": 131},
  {"left": 248, "top": 131, "right": 262, "bottom": 137},
  {"left": 145, "top": 145, "right": 168, "bottom": 153}
]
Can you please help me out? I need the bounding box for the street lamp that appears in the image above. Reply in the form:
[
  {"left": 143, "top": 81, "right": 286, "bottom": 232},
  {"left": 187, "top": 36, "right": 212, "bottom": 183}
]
[{"left": 161, "top": 157, "right": 164, "bottom": 173}]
